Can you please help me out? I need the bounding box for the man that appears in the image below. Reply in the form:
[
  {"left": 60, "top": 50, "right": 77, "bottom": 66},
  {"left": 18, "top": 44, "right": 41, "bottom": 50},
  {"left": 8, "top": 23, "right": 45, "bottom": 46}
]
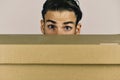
[{"left": 40, "top": 0, "right": 82, "bottom": 35}]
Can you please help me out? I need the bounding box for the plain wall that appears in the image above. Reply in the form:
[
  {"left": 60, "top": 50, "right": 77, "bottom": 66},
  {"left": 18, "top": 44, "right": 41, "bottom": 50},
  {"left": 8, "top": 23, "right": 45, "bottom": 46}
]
[{"left": 0, "top": 0, "right": 120, "bottom": 34}]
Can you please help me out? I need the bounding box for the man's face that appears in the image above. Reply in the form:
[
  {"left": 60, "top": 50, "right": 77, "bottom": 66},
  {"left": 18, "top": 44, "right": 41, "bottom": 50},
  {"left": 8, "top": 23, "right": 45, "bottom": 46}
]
[{"left": 41, "top": 10, "right": 81, "bottom": 35}]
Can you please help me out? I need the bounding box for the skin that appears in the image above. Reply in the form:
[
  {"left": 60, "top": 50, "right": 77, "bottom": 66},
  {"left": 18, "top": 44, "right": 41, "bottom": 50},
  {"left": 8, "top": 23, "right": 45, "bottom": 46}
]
[{"left": 41, "top": 10, "right": 81, "bottom": 35}]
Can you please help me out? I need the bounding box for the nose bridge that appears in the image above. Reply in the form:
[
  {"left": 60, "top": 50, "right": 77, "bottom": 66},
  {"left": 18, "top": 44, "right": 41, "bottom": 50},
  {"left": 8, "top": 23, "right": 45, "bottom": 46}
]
[
  {"left": 56, "top": 27, "right": 61, "bottom": 34},
  {"left": 56, "top": 25, "right": 63, "bottom": 34}
]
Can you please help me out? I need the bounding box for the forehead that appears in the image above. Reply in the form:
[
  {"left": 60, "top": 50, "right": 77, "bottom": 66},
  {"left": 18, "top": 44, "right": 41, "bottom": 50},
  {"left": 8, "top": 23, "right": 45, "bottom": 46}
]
[{"left": 44, "top": 10, "right": 76, "bottom": 22}]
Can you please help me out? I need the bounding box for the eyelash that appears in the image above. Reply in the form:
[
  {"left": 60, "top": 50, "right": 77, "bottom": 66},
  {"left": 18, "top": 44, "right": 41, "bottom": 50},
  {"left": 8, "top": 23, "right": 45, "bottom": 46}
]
[
  {"left": 47, "top": 25, "right": 56, "bottom": 30},
  {"left": 64, "top": 26, "right": 73, "bottom": 31},
  {"left": 47, "top": 25, "right": 73, "bottom": 31}
]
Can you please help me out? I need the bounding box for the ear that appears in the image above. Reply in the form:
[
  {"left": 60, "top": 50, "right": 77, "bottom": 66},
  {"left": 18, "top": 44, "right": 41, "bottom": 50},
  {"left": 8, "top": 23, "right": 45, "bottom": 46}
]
[
  {"left": 75, "top": 23, "right": 82, "bottom": 35},
  {"left": 40, "top": 20, "right": 45, "bottom": 34}
]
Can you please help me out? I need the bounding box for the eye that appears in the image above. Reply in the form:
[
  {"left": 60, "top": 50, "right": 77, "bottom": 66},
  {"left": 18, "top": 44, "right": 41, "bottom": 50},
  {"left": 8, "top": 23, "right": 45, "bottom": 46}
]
[
  {"left": 64, "top": 26, "right": 73, "bottom": 31},
  {"left": 47, "top": 25, "right": 56, "bottom": 30}
]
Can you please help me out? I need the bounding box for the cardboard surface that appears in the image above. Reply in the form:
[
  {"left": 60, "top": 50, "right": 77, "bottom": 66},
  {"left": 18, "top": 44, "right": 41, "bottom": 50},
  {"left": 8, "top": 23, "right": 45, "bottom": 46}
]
[
  {"left": 1, "top": 65, "right": 120, "bottom": 80},
  {"left": 0, "top": 35, "right": 120, "bottom": 80},
  {"left": 0, "top": 45, "right": 120, "bottom": 64}
]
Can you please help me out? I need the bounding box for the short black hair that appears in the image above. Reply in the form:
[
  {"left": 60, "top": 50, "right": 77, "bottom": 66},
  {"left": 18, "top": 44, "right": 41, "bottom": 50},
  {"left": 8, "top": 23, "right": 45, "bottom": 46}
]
[{"left": 42, "top": 0, "right": 82, "bottom": 24}]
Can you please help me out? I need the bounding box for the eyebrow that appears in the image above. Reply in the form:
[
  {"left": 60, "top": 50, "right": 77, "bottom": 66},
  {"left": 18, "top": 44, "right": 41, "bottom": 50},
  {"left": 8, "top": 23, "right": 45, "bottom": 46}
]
[
  {"left": 46, "top": 20, "right": 56, "bottom": 24},
  {"left": 46, "top": 19, "right": 75, "bottom": 25},
  {"left": 63, "top": 21, "right": 75, "bottom": 25}
]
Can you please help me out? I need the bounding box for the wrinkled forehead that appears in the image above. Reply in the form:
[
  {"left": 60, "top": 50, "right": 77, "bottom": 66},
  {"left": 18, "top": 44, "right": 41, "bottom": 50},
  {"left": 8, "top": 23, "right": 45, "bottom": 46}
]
[{"left": 44, "top": 10, "right": 77, "bottom": 23}]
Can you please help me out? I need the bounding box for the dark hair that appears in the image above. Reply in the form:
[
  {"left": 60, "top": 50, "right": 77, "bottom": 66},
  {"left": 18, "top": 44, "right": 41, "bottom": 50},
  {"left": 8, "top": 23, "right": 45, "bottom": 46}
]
[{"left": 42, "top": 0, "right": 82, "bottom": 24}]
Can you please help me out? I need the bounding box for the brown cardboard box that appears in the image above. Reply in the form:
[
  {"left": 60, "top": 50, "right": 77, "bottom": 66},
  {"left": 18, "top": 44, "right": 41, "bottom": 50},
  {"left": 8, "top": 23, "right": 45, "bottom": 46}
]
[{"left": 0, "top": 35, "right": 120, "bottom": 80}]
